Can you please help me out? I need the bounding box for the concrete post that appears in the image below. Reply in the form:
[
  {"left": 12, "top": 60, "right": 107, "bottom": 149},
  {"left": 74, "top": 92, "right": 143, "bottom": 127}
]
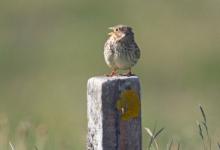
[{"left": 87, "top": 76, "right": 142, "bottom": 150}]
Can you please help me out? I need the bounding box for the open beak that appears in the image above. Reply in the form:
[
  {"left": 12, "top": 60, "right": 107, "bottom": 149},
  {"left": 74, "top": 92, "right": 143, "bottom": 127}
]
[
  {"left": 108, "top": 27, "right": 114, "bottom": 30},
  {"left": 108, "top": 32, "right": 114, "bottom": 36},
  {"left": 108, "top": 27, "right": 114, "bottom": 36}
]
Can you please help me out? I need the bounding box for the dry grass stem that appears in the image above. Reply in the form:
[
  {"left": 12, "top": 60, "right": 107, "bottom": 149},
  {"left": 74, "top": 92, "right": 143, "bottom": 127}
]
[{"left": 145, "top": 126, "right": 164, "bottom": 150}]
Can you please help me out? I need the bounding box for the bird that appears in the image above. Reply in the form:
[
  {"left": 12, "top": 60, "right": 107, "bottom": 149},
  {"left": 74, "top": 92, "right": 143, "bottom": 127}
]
[{"left": 104, "top": 24, "right": 140, "bottom": 76}]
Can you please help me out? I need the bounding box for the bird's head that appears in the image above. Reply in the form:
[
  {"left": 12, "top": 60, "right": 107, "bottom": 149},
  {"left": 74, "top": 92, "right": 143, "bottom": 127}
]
[{"left": 108, "top": 24, "right": 133, "bottom": 41}]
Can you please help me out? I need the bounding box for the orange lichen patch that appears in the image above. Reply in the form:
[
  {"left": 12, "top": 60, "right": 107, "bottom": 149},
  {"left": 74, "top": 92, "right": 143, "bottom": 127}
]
[{"left": 116, "top": 89, "right": 140, "bottom": 121}]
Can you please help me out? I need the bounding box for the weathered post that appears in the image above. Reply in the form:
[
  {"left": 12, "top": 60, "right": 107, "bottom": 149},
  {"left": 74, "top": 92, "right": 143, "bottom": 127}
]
[{"left": 87, "top": 76, "right": 142, "bottom": 150}]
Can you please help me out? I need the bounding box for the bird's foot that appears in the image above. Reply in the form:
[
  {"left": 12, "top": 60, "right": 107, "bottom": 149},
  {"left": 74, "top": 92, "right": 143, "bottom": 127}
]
[
  {"left": 105, "top": 70, "right": 118, "bottom": 77},
  {"left": 121, "top": 70, "right": 135, "bottom": 76}
]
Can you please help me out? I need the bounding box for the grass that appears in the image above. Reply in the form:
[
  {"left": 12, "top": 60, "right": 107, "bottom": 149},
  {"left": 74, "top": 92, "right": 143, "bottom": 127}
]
[
  {"left": 145, "top": 105, "right": 220, "bottom": 150},
  {"left": 0, "top": 105, "right": 219, "bottom": 149},
  {"left": 145, "top": 124, "right": 165, "bottom": 150},
  {"left": 0, "top": 115, "right": 48, "bottom": 150}
]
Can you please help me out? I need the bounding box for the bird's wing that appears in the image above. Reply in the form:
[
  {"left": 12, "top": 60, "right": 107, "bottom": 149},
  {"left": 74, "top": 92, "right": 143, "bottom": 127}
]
[{"left": 127, "top": 42, "right": 140, "bottom": 59}]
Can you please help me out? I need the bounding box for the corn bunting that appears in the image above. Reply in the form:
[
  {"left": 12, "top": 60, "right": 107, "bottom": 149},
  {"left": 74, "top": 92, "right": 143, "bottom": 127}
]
[{"left": 104, "top": 24, "right": 140, "bottom": 76}]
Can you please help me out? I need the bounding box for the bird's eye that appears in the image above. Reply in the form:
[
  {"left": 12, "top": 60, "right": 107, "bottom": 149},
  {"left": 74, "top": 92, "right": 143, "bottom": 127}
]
[{"left": 116, "top": 28, "right": 119, "bottom": 31}]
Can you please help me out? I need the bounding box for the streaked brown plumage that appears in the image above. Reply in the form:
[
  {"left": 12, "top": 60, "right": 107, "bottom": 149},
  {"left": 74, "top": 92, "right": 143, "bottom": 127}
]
[{"left": 104, "top": 24, "right": 140, "bottom": 76}]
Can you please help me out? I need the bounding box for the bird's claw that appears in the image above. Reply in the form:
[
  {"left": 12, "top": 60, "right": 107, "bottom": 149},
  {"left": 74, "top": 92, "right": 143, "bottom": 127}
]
[
  {"left": 120, "top": 71, "right": 135, "bottom": 77},
  {"left": 105, "top": 70, "right": 118, "bottom": 77}
]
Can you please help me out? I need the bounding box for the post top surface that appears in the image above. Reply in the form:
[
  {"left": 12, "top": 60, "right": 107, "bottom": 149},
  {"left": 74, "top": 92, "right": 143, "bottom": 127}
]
[{"left": 88, "top": 76, "right": 139, "bottom": 83}]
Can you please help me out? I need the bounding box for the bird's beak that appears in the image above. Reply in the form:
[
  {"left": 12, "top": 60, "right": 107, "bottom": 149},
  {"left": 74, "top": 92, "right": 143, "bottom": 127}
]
[
  {"left": 108, "top": 27, "right": 114, "bottom": 30},
  {"left": 108, "top": 27, "right": 114, "bottom": 36},
  {"left": 108, "top": 32, "right": 114, "bottom": 36}
]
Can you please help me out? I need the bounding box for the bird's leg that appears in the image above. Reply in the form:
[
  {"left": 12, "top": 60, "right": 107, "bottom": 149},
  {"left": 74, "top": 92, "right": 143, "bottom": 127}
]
[
  {"left": 106, "top": 69, "right": 117, "bottom": 77},
  {"left": 122, "top": 68, "right": 135, "bottom": 76}
]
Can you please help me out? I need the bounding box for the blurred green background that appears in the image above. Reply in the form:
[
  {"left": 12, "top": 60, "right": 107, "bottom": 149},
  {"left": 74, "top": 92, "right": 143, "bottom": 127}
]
[{"left": 0, "top": 0, "right": 220, "bottom": 149}]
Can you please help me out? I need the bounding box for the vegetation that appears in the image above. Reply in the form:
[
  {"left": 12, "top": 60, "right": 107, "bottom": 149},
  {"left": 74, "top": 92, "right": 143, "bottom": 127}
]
[
  {"left": 0, "top": 105, "right": 219, "bottom": 150},
  {"left": 145, "top": 105, "right": 220, "bottom": 150},
  {"left": 0, "top": 114, "right": 48, "bottom": 150}
]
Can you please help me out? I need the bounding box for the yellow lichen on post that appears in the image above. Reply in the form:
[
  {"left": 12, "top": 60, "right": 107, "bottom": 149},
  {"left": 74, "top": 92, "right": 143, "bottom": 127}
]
[{"left": 116, "top": 89, "right": 140, "bottom": 121}]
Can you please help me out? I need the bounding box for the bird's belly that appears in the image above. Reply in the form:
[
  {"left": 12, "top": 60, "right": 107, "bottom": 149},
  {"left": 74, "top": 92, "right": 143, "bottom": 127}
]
[
  {"left": 104, "top": 49, "right": 118, "bottom": 69},
  {"left": 104, "top": 38, "right": 139, "bottom": 70},
  {"left": 114, "top": 51, "right": 135, "bottom": 70}
]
